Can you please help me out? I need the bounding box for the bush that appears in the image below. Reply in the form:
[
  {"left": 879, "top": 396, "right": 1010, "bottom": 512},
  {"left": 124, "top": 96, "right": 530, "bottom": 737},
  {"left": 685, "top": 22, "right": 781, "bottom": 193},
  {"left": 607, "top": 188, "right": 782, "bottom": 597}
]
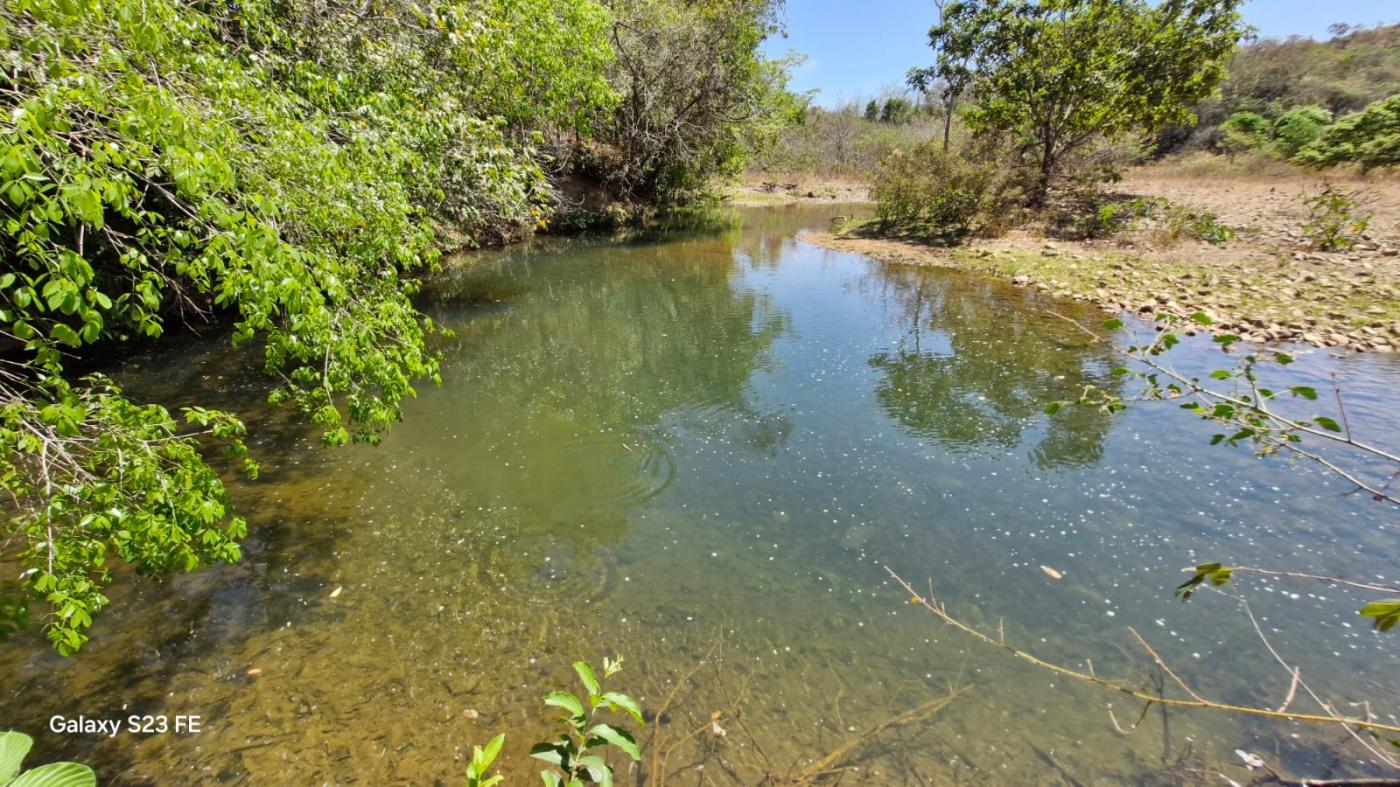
[
  {"left": 1301, "top": 187, "right": 1371, "bottom": 251},
  {"left": 1219, "top": 111, "right": 1271, "bottom": 156},
  {"left": 1294, "top": 94, "right": 1400, "bottom": 171},
  {"left": 1271, "top": 105, "right": 1333, "bottom": 158},
  {"left": 871, "top": 141, "right": 1015, "bottom": 243}
]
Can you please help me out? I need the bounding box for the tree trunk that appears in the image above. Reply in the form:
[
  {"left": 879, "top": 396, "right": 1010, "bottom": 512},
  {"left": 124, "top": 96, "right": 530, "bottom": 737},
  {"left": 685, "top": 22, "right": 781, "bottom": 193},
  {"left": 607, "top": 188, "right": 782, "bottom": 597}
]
[{"left": 1030, "top": 138, "right": 1056, "bottom": 208}]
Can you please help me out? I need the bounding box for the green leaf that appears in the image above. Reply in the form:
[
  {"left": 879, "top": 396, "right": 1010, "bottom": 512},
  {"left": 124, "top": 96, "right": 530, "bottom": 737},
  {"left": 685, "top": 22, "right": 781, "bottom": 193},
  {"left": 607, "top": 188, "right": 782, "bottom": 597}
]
[
  {"left": 9, "top": 762, "right": 97, "bottom": 787},
  {"left": 1209, "top": 370, "right": 1231, "bottom": 380},
  {"left": 1360, "top": 599, "right": 1400, "bottom": 633},
  {"left": 577, "top": 755, "right": 613, "bottom": 787},
  {"left": 530, "top": 742, "right": 569, "bottom": 767},
  {"left": 1188, "top": 312, "right": 1213, "bottom": 325},
  {"left": 469, "top": 732, "right": 505, "bottom": 776},
  {"left": 1289, "top": 386, "right": 1318, "bottom": 401},
  {"left": 540, "top": 773, "right": 563, "bottom": 787},
  {"left": 1175, "top": 562, "right": 1231, "bottom": 599},
  {"left": 573, "top": 661, "right": 600, "bottom": 696},
  {"left": 1043, "top": 401, "right": 1062, "bottom": 415},
  {"left": 1314, "top": 416, "right": 1342, "bottom": 433},
  {"left": 545, "top": 691, "right": 585, "bottom": 719},
  {"left": 599, "top": 692, "right": 645, "bottom": 725},
  {"left": 0, "top": 731, "right": 33, "bottom": 783},
  {"left": 50, "top": 324, "right": 81, "bottom": 347},
  {"left": 587, "top": 724, "right": 640, "bottom": 761}
]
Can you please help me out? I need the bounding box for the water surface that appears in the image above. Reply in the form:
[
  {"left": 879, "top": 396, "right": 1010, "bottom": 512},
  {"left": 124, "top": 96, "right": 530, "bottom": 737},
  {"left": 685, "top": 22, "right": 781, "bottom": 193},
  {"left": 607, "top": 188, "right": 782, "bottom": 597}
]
[{"left": 3, "top": 205, "right": 1398, "bottom": 784}]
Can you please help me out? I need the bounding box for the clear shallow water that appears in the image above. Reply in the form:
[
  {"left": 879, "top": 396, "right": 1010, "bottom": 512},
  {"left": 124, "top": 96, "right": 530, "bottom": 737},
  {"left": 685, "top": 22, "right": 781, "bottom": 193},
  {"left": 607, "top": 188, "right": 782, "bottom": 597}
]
[{"left": 3, "top": 205, "right": 1399, "bottom": 785}]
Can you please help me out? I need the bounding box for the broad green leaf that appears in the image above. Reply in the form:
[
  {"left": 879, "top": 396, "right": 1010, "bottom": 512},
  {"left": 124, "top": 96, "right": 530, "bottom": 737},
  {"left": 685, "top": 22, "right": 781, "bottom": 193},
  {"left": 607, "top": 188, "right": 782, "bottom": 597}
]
[
  {"left": 529, "top": 742, "right": 568, "bottom": 767},
  {"left": 10, "top": 761, "right": 97, "bottom": 787},
  {"left": 545, "top": 691, "right": 585, "bottom": 719},
  {"left": 480, "top": 733, "right": 505, "bottom": 769},
  {"left": 573, "top": 661, "right": 600, "bottom": 696},
  {"left": 1360, "top": 599, "right": 1400, "bottom": 632},
  {"left": 1289, "top": 386, "right": 1317, "bottom": 400},
  {"left": 1314, "top": 416, "right": 1342, "bottom": 433},
  {"left": 0, "top": 731, "right": 33, "bottom": 782},
  {"left": 587, "top": 724, "right": 640, "bottom": 761},
  {"left": 577, "top": 755, "right": 613, "bottom": 787},
  {"left": 599, "top": 692, "right": 645, "bottom": 725}
]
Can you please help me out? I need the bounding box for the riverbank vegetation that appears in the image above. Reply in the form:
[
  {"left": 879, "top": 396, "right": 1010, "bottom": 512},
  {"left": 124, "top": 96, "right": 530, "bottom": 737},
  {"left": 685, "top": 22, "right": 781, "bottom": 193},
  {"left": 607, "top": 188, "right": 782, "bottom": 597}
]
[
  {"left": 798, "top": 5, "right": 1400, "bottom": 352},
  {"left": 0, "top": 0, "right": 798, "bottom": 652}
]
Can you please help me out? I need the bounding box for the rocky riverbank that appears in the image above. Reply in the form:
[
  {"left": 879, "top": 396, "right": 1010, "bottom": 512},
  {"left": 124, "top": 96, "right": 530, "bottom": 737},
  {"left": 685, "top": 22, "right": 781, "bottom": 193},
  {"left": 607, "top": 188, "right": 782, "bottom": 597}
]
[{"left": 800, "top": 170, "right": 1400, "bottom": 353}]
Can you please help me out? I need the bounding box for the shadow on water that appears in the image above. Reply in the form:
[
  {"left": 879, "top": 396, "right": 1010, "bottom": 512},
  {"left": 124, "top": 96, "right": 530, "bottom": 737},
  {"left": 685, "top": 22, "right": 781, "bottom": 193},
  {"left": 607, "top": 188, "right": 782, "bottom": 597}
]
[{"left": 1, "top": 203, "right": 1398, "bottom": 784}]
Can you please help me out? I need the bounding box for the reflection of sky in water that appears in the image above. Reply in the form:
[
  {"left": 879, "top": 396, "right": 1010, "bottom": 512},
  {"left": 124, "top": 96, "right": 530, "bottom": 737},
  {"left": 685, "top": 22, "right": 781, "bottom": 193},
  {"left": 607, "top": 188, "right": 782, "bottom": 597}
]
[{"left": 1, "top": 205, "right": 1397, "bottom": 784}]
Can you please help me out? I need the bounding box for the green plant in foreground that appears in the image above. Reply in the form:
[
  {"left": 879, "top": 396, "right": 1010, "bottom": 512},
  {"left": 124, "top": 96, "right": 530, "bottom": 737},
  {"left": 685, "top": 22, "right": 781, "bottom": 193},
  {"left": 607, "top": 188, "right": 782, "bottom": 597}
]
[
  {"left": 465, "top": 732, "right": 506, "bottom": 787},
  {"left": 0, "top": 731, "right": 95, "bottom": 787},
  {"left": 464, "top": 657, "right": 644, "bottom": 786},
  {"left": 1301, "top": 186, "right": 1371, "bottom": 251},
  {"left": 532, "top": 657, "right": 644, "bottom": 786}
]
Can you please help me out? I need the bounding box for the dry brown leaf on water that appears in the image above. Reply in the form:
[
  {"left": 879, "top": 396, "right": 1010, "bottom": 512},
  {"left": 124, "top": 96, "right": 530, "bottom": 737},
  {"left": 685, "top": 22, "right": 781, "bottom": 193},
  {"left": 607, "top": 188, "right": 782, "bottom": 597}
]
[{"left": 1040, "top": 566, "right": 1064, "bottom": 580}]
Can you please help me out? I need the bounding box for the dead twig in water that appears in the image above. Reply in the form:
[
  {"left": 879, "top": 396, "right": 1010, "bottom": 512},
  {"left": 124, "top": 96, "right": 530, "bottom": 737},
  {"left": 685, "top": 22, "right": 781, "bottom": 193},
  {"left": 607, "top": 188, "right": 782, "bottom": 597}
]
[
  {"left": 765, "top": 685, "right": 969, "bottom": 786},
  {"left": 883, "top": 566, "right": 1400, "bottom": 737}
]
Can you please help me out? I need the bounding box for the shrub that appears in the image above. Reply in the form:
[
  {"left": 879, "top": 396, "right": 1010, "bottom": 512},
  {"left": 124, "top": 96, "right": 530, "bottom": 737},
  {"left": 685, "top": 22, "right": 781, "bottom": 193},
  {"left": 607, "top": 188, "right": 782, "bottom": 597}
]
[
  {"left": 1271, "top": 105, "right": 1333, "bottom": 158},
  {"left": 1294, "top": 94, "right": 1400, "bottom": 171},
  {"left": 1219, "top": 111, "right": 1271, "bottom": 156},
  {"left": 1301, "top": 187, "right": 1371, "bottom": 251},
  {"left": 871, "top": 141, "right": 1014, "bottom": 243}
]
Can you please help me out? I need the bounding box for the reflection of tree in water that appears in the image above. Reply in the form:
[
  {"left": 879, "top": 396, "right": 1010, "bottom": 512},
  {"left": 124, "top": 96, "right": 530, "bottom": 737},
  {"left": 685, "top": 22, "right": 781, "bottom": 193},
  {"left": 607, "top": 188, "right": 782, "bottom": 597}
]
[
  {"left": 866, "top": 267, "right": 1120, "bottom": 469},
  {"left": 406, "top": 236, "right": 792, "bottom": 547}
]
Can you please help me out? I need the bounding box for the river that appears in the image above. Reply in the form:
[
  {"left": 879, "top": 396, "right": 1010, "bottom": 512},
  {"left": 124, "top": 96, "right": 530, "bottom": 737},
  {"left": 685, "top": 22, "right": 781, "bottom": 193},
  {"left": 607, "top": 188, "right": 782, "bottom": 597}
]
[{"left": 2, "top": 205, "right": 1397, "bottom": 784}]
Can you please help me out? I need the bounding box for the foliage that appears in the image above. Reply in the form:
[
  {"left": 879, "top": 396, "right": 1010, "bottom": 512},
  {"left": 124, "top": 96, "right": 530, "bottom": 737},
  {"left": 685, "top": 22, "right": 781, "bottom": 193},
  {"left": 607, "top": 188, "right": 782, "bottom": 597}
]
[
  {"left": 1270, "top": 105, "right": 1332, "bottom": 158},
  {"left": 0, "top": 0, "right": 779, "bottom": 653},
  {"left": 1154, "top": 23, "right": 1400, "bottom": 156},
  {"left": 0, "top": 731, "right": 96, "bottom": 787},
  {"left": 465, "top": 733, "right": 506, "bottom": 787},
  {"left": 871, "top": 140, "right": 1014, "bottom": 242},
  {"left": 577, "top": 0, "right": 797, "bottom": 205},
  {"left": 878, "top": 97, "right": 917, "bottom": 125},
  {"left": 751, "top": 105, "right": 939, "bottom": 177},
  {"left": 1300, "top": 187, "right": 1371, "bottom": 251},
  {"left": 1163, "top": 205, "right": 1237, "bottom": 246},
  {"left": 0, "top": 0, "right": 601, "bottom": 651},
  {"left": 530, "top": 657, "right": 645, "bottom": 786},
  {"left": 1062, "top": 195, "right": 1158, "bottom": 239},
  {"left": 1293, "top": 93, "right": 1400, "bottom": 172},
  {"left": 927, "top": 0, "right": 1245, "bottom": 204},
  {"left": 1219, "top": 111, "right": 1270, "bottom": 156}
]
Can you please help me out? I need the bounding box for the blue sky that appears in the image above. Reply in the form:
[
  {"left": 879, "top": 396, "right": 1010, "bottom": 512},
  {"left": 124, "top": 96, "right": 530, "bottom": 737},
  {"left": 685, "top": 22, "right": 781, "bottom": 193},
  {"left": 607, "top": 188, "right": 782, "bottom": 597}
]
[{"left": 764, "top": 1, "right": 1399, "bottom": 107}]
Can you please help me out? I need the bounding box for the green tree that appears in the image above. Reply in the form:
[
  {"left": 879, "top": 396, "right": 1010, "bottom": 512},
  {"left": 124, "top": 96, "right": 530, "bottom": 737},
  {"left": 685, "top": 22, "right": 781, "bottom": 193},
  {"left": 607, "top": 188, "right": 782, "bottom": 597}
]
[
  {"left": 928, "top": 0, "right": 1246, "bottom": 205},
  {"left": 579, "top": 0, "right": 797, "bottom": 204},
  {"left": 1271, "top": 105, "right": 1332, "bottom": 158},
  {"left": 1294, "top": 93, "right": 1400, "bottom": 171},
  {"left": 880, "top": 97, "right": 916, "bottom": 124},
  {"left": 0, "top": 0, "right": 616, "bottom": 653},
  {"left": 1219, "top": 110, "right": 1271, "bottom": 157}
]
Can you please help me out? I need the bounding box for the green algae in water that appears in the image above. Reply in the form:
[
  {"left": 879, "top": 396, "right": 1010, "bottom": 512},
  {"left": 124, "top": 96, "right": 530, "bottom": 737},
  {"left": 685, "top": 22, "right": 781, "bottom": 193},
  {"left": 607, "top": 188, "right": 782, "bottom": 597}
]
[{"left": 1, "top": 205, "right": 1398, "bottom": 784}]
